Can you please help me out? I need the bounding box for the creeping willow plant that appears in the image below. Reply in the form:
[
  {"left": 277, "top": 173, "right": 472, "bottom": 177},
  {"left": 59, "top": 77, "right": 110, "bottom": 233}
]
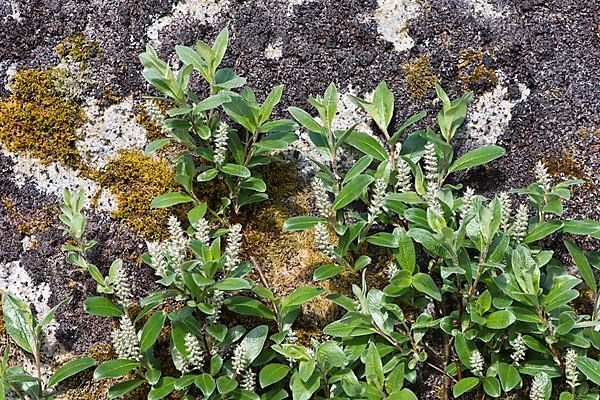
[
  {"left": 4, "top": 29, "right": 598, "bottom": 400},
  {"left": 139, "top": 28, "right": 298, "bottom": 216}
]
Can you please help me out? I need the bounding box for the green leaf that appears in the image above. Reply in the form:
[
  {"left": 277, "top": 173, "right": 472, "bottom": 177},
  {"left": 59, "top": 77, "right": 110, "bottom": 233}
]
[
  {"left": 93, "top": 359, "right": 139, "bottom": 381},
  {"left": 564, "top": 239, "right": 597, "bottom": 293},
  {"left": 1, "top": 293, "right": 36, "bottom": 354},
  {"left": 485, "top": 310, "right": 516, "bottom": 329},
  {"left": 140, "top": 311, "right": 166, "bottom": 351},
  {"left": 259, "top": 363, "right": 289, "bottom": 388},
  {"left": 412, "top": 273, "right": 441, "bottom": 301},
  {"left": 367, "top": 232, "right": 399, "bottom": 248},
  {"left": 343, "top": 154, "right": 373, "bottom": 184},
  {"left": 483, "top": 376, "right": 501, "bottom": 397},
  {"left": 448, "top": 145, "right": 505, "bottom": 173},
  {"left": 224, "top": 296, "right": 275, "bottom": 320},
  {"left": 290, "top": 371, "right": 320, "bottom": 400},
  {"left": 144, "top": 139, "right": 171, "bottom": 155},
  {"left": 332, "top": 175, "right": 374, "bottom": 210},
  {"left": 197, "top": 168, "right": 219, "bottom": 182},
  {"left": 220, "top": 163, "right": 251, "bottom": 178},
  {"left": 396, "top": 231, "right": 416, "bottom": 273},
  {"left": 523, "top": 222, "right": 563, "bottom": 243},
  {"left": 313, "top": 264, "right": 344, "bottom": 281},
  {"left": 195, "top": 373, "right": 216, "bottom": 396},
  {"left": 498, "top": 362, "right": 521, "bottom": 392},
  {"left": 216, "top": 375, "right": 238, "bottom": 394},
  {"left": 288, "top": 107, "right": 324, "bottom": 133},
  {"left": 282, "top": 216, "right": 326, "bottom": 231},
  {"left": 281, "top": 287, "right": 324, "bottom": 308},
  {"left": 240, "top": 325, "right": 268, "bottom": 364},
  {"left": 365, "top": 343, "right": 384, "bottom": 390},
  {"left": 213, "top": 278, "right": 253, "bottom": 291},
  {"left": 453, "top": 377, "right": 480, "bottom": 397},
  {"left": 345, "top": 131, "right": 388, "bottom": 161},
  {"left": 83, "top": 297, "right": 124, "bottom": 317},
  {"left": 150, "top": 192, "right": 194, "bottom": 208},
  {"left": 108, "top": 379, "right": 144, "bottom": 399},
  {"left": 370, "top": 81, "right": 394, "bottom": 132},
  {"left": 48, "top": 357, "right": 96, "bottom": 388},
  {"left": 575, "top": 356, "right": 600, "bottom": 386},
  {"left": 148, "top": 376, "right": 176, "bottom": 400},
  {"left": 194, "top": 92, "right": 231, "bottom": 112}
]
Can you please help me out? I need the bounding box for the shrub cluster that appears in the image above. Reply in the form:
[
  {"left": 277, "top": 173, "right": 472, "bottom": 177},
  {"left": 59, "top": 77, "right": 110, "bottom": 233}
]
[{"left": 2, "top": 28, "right": 599, "bottom": 400}]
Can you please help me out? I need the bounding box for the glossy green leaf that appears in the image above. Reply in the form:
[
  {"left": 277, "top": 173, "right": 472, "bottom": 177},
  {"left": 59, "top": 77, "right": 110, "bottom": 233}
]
[
  {"left": 345, "top": 131, "right": 388, "bottom": 161},
  {"left": 93, "top": 359, "right": 139, "bottom": 381},
  {"left": 48, "top": 357, "right": 96, "bottom": 388},
  {"left": 259, "top": 363, "right": 289, "bottom": 388},
  {"left": 282, "top": 216, "right": 326, "bottom": 231},
  {"left": 564, "top": 239, "right": 597, "bottom": 293},
  {"left": 448, "top": 145, "right": 505, "bottom": 173},
  {"left": 575, "top": 356, "right": 600, "bottom": 386},
  {"left": 332, "top": 175, "right": 374, "bottom": 210},
  {"left": 150, "top": 192, "right": 194, "bottom": 208},
  {"left": 140, "top": 311, "right": 166, "bottom": 351},
  {"left": 313, "top": 264, "right": 344, "bottom": 281},
  {"left": 1, "top": 293, "right": 36, "bottom": 354},
  {"left": 453, "top": 377, "right": 480, "bottom": 397},
  {"left": 108, "top": 379, "right": 145, "bottom": 399},
  {"left": 83, "top": 297, "right": 124, "bottom": 317}
]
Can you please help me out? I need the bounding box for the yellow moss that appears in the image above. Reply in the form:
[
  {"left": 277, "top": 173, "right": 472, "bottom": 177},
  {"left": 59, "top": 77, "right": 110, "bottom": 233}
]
[
  {"left": 98, "top": 149, "right": 177, "bottom": 240},
  {"left": 457, "top": 49, "right": 498, "bottom": 92},
  {"left": 578, "top": 127, "right": 600, "bottom": 140},
  {"left": 55, "top": 32, "right": 102, "bottom": 65},
  {"left": 0, "top": 68, "right": 84, "bottom": 167},
  {"left": 543, "top": 150, "right": 594, "bottom": 190},
  {"left": 401, "top": 55, "right": 438, "bottom": 99}
]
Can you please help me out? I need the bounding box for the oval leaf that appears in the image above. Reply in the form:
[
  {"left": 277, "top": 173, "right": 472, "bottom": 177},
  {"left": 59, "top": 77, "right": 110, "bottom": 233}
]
[{"left": 448, "top": 145, "right": 505, "bottom": 173}]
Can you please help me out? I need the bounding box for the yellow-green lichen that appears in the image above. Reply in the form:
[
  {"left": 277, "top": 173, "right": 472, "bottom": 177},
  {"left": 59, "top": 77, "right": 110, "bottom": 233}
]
[
  {"left": 543, "top": 149, "right": 594, "bottom": 190},
  {"left": 401, "top": 55, "right": 438, "bottom": 99},
  {"left": 457, "top": 49, "right": 498, "bottom": 92},
  {"left": 97, "top": 149, "right": 177, "bottom": 240},
  {"left": 0, "top": 69, "right": 85, "bottom": 167},
  {"left": 55, "top": 32, "right": 102, "bottom": 65}
]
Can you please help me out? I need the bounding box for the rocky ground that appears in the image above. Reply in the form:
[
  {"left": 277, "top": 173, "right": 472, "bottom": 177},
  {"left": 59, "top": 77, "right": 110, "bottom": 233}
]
[{"left": 0, "top": 0, "right": 598, "bottom": 398}]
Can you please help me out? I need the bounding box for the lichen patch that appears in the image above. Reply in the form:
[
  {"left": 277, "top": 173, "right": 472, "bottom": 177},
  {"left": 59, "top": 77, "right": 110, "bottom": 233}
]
[
  {"left": 147, "top": 0, "right": 230, "bottom": 48},
  {"left": 465, "top": 73, "right": 530, "bottom": 145},
  {"left": 369, "top": 0, "right": 421, "bottom": 52}
]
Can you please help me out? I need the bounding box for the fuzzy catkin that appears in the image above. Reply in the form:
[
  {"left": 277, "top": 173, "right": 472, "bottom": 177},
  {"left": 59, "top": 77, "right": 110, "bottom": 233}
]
[
  {"left": 112, "top": 316, "right": 141, "bottom": 361},
  {"left": 315, "top": 223, "right": 333, "bottom": 256},
  {"left": 535, "top": 161, "right": 552, "bottom": 192},
  {"left": 395, "top": 157, "right": 412, "bottom": 193},
  {"left": 167, "top": 216, "right": 187, "bottom": 267},
  {"left": 184, "top": 333, "right": 204, "bottom": 371},
  {"left": 313, "top": 177, "right": 330, "bottom": 218},
  {"left": 194, "top": 218, "right": 210, "bottom": 245},
  {"left": 113, "top": 264, "right": 132, "bottom": 307},
  {"left": 460, "top": 187, "right": 476, "bottom": 219},
  {"left": 213, "top": 123, "right": 229, "bottom": 165},
  {"left": 530, "top": 373, "right": 548, "bottom": 400},
  {"left": 498, "top": 192, "right": 512, "bottom": 231},
  {"left": 564, "top": 348, "right": 579, "bottom": 389},
  {"left": 511, "top": 333, "right": 526, "bottom": 365},
  {"left": 512, "top": 204, "right": 529, "bottom": 243},
  {"left": 225, "top": 224, "right": 242, "bottom": 271},
  {"left": 241, "top": 370, "right": 256, "bottom": 391},
  {"left": 368, "top": 178, "right": 387, "bottom": 224},
  {"left": 469, "top": 350, "right": 484, "bottom": 377},
  {"left": 232, "top": 344, "right": 247, "bottom": 375}
]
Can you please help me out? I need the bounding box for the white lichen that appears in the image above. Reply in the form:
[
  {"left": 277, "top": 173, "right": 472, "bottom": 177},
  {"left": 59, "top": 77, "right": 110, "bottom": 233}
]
[{"left": 369, "top": 0, "right": 421, "bottom": 52}]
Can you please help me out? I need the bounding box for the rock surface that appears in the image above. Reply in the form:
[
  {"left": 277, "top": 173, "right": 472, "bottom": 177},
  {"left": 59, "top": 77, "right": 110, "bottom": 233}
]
[{"left": 0, "top": 0, "right": 598, "bottom": 395}]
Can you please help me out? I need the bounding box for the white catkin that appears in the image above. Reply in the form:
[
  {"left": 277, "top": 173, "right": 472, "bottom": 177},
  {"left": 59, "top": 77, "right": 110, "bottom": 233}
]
[
  {"left": 225, "top": 224, "right": 243, "bottom": 271},
  {"left": 498, "top": 192, "right": 512, "bottom": 231},
  {"left": 167, "top": 216, "right": 187, "bottom": 268},
  {"left": 314, "top": 223, "right": 333, "bottom": 256},
  {"left": 208, "top": 290, "right": 225, "bottom": 324},
  {"left": 313, "top": 177, "right": 330, "bottom": 218},
  {"left": 113, "top": 264, "right": 132, "bottom": 307},
  {"left": 511, "top": 333, "right": 526, "bottom": 365},
  {"left": 535, "top": 161, "right": 552, "bottom": 192},
  {"left": 184, "top": 333, "right": 204, "bottom": 371},
  {"left": 213, "top": 123, "right": 229, "bottom": 165},
  {"left": 395, "top": 155, "right": 412, "bottom": 193},
  {"left": 241, "top": 370, "right": 256, "bottom": 391},
  {"left": 149, "top": 243, "right": 169, "bottom": 278},
  {"left": 386, "top": 262, "right": 399, "bottom": 280},
  {"left": 423, "top": 142, "right": 438, "bottom": 189},
  {"left": 194, "top": 218, "right": 210, "bottom": 245},
  {"left": 460, "top": 187, "right": 476, "bottom": 219},
  {"left": 512, "top": 204, "right": 529, "bottom": 243},
  {"left": 111, "top": 316, "right": 141, "bottom": 361},
  {"left": 368, "top": 178, "right": 387, "bottom": 224},
  {"left": 232, "top": 344, "right": 247, "bottom": 375},
  {"left": 530, "top": 373, "right": 548, "bottom": 400},
  {"left": 564, "top": 348, "right": 579, "bottom": 389},
  {"left": 469, "top": 350, "right": 484, "bottom": 377},
  {"left": 144, "top": 100, "right": 163, "bottom": 125}
]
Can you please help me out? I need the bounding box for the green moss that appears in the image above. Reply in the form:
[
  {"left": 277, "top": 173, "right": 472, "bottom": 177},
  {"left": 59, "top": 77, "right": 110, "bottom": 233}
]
[
  {"left": 0, "top": 69, "right": 85, "bottom": 167},
  {"left": 401, "top": 56, "right": 438, "bottom": 99},
  {"left": 457, "top": 49, "right": 498, "bottom": 93},
  {"left": 55, "top": 32, "right": 102, "bottom": 65},
  {"left": 97, "top": 149, "right": 177, "bottom": 240}
]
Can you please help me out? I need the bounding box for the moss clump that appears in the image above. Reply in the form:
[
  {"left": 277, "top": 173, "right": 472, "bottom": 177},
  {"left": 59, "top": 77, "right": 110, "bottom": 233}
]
[
  {"left": 578, "top": 127, "right": 600, "bottom": 140},
  {"left": 457, "top": 49, "right": 498, "bottom": 93},
  {"left": 0, "top": 68, "right": 85, "bottom": 167},
  {"left": 55, "top": 32, "right": 102, "bottom": 65},
  {"left": 401, "top": 55, "right": 438, "bottom": 99},
  {"left": 543, "top": 151, "right": 593, "bottom": 190},
  {"left": 98, "top": 149, "right": 177, "bottom": 240}
]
